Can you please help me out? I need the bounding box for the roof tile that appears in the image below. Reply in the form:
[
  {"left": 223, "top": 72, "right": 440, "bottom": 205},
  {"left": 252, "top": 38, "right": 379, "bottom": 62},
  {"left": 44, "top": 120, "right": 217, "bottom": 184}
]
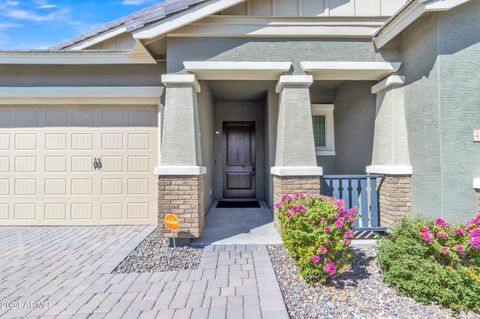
[{"left": 50, "top": 0, "right": 210, "bottom": 50}]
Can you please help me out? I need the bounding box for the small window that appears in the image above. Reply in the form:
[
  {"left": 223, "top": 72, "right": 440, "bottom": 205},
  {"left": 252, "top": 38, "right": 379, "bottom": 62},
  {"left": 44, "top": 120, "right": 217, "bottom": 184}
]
[
  {"left": 312, "top": 104, "right": 335, "bottom": 156},
  {"left": 312, "top": 115, "right": 326, "bottom": 147}
]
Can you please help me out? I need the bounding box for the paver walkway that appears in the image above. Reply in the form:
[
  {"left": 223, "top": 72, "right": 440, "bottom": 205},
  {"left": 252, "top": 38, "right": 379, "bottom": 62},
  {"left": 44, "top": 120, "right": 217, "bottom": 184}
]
[{"left": 0, "top": 226, "right": 289, "bottom": 319}]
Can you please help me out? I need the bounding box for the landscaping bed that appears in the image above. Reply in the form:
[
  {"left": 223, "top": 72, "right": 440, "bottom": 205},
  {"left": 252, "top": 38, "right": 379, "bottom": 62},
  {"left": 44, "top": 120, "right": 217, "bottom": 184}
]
[
  {"left": 268, "top": 244, "right": 472, "bottom": 319},
  {"left": 272, "top": 194, "right": 480, "bottom": 318},
  {"left": 114, "top": 229, "right": 203, "bottom": 273}
]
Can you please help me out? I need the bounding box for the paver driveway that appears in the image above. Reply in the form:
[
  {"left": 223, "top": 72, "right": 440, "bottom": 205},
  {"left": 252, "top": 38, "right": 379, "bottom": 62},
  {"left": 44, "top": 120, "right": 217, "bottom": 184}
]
[{"left": 0, "top": 226, "right": 289, "bottom": 319}]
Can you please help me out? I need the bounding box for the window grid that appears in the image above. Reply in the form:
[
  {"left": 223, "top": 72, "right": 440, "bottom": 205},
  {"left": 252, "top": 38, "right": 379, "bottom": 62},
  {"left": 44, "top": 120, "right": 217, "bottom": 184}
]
[{"left": 312, "top": 115, "right": 326, "bottom": 147}]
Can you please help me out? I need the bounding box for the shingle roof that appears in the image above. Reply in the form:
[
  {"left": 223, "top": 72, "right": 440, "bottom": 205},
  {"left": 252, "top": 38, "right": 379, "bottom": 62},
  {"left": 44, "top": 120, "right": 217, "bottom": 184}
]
[{"left": 50, "top": 0, "right": 209, "bottom": 51}]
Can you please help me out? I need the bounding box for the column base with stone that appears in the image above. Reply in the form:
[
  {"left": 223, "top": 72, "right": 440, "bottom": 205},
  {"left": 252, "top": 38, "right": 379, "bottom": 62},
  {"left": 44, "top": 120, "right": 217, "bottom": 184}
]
[
  {"left": 378, "top": 175, "right": 411, "bottom": 228},
  {"left": 158, "top": 175, "right": 205, "bottom": 238},
  {"left": 272, "top": 175, "right": 322, "bottom": 230}
]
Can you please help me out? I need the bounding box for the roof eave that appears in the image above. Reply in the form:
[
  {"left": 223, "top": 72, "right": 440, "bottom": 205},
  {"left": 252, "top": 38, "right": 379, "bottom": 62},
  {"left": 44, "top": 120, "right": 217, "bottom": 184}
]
[{"left": 373, "top": 0, "right": 472, "bottom": 49}]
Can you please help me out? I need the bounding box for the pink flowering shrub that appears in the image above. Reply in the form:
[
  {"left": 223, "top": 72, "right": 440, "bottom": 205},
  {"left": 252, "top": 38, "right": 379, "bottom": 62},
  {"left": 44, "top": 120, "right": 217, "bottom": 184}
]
[
  {"left": 377, "top": 214, "right": 480, "bottom": 313},
  {"left": 276, "top": 193, "right": 357, "bottom": 283},
  {"left": 417, "top": 214, "right": 480, "bottom": 265}
]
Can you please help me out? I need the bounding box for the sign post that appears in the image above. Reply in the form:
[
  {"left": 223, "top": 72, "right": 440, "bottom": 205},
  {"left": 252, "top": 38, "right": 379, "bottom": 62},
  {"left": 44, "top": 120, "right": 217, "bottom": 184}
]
[{"left": 163, "top": 214, "right": 180, "bottom": 247}]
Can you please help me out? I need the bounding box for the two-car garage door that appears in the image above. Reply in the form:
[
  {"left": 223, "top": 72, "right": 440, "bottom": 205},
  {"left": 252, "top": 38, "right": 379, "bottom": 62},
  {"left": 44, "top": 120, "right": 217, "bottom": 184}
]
[{"left": 0, "top": 106, "right": 158, "bottom": 225}]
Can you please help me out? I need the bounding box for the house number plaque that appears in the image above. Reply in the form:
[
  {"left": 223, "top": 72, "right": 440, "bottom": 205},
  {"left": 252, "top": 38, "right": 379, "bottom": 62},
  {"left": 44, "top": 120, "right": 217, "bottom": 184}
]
[{"left": 474, "top": 129, "right": 480, "bottom": 142}]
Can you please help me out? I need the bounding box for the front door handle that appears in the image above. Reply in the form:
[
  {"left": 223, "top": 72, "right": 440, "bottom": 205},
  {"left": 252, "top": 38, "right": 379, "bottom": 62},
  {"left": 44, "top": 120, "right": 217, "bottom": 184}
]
[{"left": 252, "top": 168, "right": 256, "bottom": 177}]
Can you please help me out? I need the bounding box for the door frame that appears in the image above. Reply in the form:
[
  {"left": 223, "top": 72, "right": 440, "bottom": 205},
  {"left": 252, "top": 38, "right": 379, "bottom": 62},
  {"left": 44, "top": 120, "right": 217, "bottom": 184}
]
[{"left": 222, "top": 121, "right": 256, "bottom": 198}]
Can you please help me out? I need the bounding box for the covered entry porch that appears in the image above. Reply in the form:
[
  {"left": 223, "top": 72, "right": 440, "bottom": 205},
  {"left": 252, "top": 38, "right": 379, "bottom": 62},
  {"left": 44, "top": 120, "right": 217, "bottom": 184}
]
[{"left": 156, "top": 61, "right": 412, "bottom": 239}]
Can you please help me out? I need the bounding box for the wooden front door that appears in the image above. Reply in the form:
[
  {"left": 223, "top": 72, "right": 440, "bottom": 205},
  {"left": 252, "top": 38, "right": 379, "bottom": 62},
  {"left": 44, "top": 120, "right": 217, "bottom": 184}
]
[{"left": 223, "top": 122, "right": 256, "bottom": 198}]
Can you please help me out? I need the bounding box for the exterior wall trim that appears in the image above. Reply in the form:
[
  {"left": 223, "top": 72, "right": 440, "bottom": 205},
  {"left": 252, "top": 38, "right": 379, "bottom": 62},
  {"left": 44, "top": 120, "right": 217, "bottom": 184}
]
[
  {"left": 183, "top": 61, "right": 291, "bottom": 80},
  {"left": 161, "top": 74, "right": 201, "bottom": 93},
  {"left": 0, "top": 86, "right": 164, "bottom": 105},
  {"left": 132, "top": 0, "right": 246, "bottom": 40},
  {"left": 0, "top": 42, "right": 155, "bottom": 64},
  {"left": 169, "top": 16, "right": 385, "bottom": 38},
  {"left": 155, "top": 166, "right": 207, "bottom": 175},
  {"left": 68, "top": 26, "right": 127, "bottom": 50},
  {"left": 275, "top": 75, "right": 313, "bottom": 93},
  {"left": 371, "top": 75, "right": 405, "bottom": 94},
  {"left": 271, "top": 166, "right": 323, "bottom": 176},
  {"left": 473, "top": 178, "right": 480, "bottom": 190},
  {"left": 366, "top": 165, "right": 413, "bottom": 175},
  {"left": 301, "top": 61, "right": 401, "bottom": 80},
  {"left": 373, "top": 0, "right": 471, "bottom": 49}
]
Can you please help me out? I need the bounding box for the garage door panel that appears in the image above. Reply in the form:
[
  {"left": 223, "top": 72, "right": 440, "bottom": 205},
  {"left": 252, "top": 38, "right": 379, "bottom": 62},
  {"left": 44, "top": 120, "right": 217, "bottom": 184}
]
[
  {"left": 15, "top": 110, "right": 37, "bottom": 127},
  {"left": 72, "top": 110, "right": 94, "bottom": 126},
  {"left": 15, "top": 156, "right": 36, "bottom": 172},
  {"left": 102, "top": 110, "right": 124, "bottom": 126},
  {"left": 45, "top": 179, "right": 67, "bottom": 195},
  {"left": 0, "top": 203, "right": 9, "bottom": 219},
  {"left": 14, "top": 179, "right": 36, "bottom": 195},
  {"left": 0, "top": 157, "right": 9, "bottom": 172},
  {"left": 71, "top": 179, "right": 93, "bottom": 195},
  {"left": 101, "top": 156, "right": 123, "bottom": 172},
  {"left": 71, "top": 203, "right": 93, "bottom": 220},
  {"left": 127, "top": 202, "right": 150, "bottom": 219},
  {"left": 45, "top": 133, "right": 67, "bottom": 150},
  {"left": 0, "top": 106, "right": 157, "bottom": 225},
  {"left": 0, "top": 179, "right": 9, "bottom": 195},
  {"left": 71, "top": 156, "right": 94, "bottom": 172},
  {"left": 72, "top": 133, "right": 93, "bottom": 150},
  {"left": 46, "top": 110, "right": 69, "bottom": 126},
  {"left": 15, "top": 133, "right": 36, "bottom": 150},
  {"left": 0, "top": 110, "right": 10, "bottom": 127},
  {"left": 44, "top": 203, "right": 67, "bottom": 220},
  {"left": 14, "top": 203, "right": 36, "bottom": 220},
  {"left": 0, "top": 134, "right": 10, "bottom": 149},
  {"left": 101, "top": 133, "right": 123, "bottom": 150},
  {"left": 45, "top": 156, "right": 67, "bottom": 172},
  {"left": 101, "top": 202, "right": 123, "bottom": 219}
]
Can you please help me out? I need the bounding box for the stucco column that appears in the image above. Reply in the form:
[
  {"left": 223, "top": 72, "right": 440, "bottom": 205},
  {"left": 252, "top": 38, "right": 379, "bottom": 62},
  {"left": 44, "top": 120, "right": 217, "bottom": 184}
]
[
  {"left": 368, "top": 75, "right": 412, "bottom": 227},
  {"left": 474, "top": 178, "right": 480, "bottom": 213},
  {"left": 156, "top": 74, "right": 206, "bottom": 239},
  {"left": 271, "top": 75, "right": 323, "bottom": 230}
]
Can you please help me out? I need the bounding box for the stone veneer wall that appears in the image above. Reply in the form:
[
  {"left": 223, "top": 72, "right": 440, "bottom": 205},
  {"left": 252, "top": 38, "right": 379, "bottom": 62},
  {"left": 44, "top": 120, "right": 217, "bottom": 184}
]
[
  {"left": 378, "top": 175, "right": 411, "bottom": 227},
  {"left": 272, "top": 176, "right": 321, "bottom": 230},
  {"left": 158, "top": 175, "right": 205, "bottom": 238}
]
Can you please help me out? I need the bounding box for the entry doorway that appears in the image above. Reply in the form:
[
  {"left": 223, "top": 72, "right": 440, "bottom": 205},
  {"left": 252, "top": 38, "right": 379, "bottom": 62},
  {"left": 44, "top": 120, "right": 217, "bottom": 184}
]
[{"left": 223, "top": 122, "right": 256, "bottom": 198}]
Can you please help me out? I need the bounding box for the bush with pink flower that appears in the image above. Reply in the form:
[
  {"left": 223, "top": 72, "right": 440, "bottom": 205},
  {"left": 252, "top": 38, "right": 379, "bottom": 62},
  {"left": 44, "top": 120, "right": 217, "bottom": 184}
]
[
  {"left": 276, "top": 193, "right": 357, "bottom": 283},
  {"left": 416, "top": 215, "right": 480, "bottom": 265},
  {"left": 377, "top": 213, "right": 480, "bottom": 313}
]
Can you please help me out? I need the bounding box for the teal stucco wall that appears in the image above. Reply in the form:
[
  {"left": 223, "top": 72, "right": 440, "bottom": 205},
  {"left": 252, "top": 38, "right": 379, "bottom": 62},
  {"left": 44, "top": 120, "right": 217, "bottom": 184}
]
[{"left": 400, "top": 1, "right": 480, "bottom": 222}]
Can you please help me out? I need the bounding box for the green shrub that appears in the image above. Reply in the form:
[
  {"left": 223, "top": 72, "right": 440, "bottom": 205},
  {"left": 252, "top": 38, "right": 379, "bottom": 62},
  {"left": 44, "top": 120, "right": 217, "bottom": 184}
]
[
  {"left": 377, "top": 216, "right": 480, "bottom": 313},
  {"left": 276, "top": 194, "right": 357, "bottom": 283}
]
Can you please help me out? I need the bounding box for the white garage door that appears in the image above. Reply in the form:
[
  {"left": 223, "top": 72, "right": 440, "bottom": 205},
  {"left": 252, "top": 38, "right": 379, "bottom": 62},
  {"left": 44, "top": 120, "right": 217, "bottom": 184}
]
[{"left": 0, "top": 106, "right": 158, "bottom": 225}]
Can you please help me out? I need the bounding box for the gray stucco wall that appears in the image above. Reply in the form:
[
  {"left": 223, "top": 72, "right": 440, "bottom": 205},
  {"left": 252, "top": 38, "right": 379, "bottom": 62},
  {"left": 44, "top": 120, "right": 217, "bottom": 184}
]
[
  {"left": 212, "top": 101, "right": 265, "bottom": 200},
  {"left": 198, "top": 81, "right": 215, "bottom": 211},
  {"left": 311, "top": 81, "right": 375, "bottom": 175},
  {"left": 0, "top": 64, "right": 165, "bottom": 86},
  {"left": 437, "top": 0, "right": 480, "bottom": 220},
  {"left": 166, "top": 37, "right": 398, "bottom": 73},
  {"left": 400, "top": 14, "right": 442, "bottom": 220},
  {"left": 399, "top": 1, "right": 480, "bottom": 222},
  {"left": 334, "top": 81, "right": 376, "bottom": 174}
]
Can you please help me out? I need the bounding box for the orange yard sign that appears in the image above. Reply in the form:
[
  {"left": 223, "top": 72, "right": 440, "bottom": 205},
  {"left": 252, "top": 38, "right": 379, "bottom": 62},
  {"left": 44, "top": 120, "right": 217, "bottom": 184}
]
[{"left": 164, "top": 214, "right": 180, "bottom": 231}]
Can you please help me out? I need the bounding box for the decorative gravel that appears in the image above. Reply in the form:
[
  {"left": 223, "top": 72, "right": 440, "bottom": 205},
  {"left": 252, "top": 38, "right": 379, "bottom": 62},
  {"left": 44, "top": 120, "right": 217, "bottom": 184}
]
[
  {"left": 267, "top": 244, "right": 480, "bottom": 319},
  {"left": 114, "top": 230, "right": 204, "bottom": 273}
]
